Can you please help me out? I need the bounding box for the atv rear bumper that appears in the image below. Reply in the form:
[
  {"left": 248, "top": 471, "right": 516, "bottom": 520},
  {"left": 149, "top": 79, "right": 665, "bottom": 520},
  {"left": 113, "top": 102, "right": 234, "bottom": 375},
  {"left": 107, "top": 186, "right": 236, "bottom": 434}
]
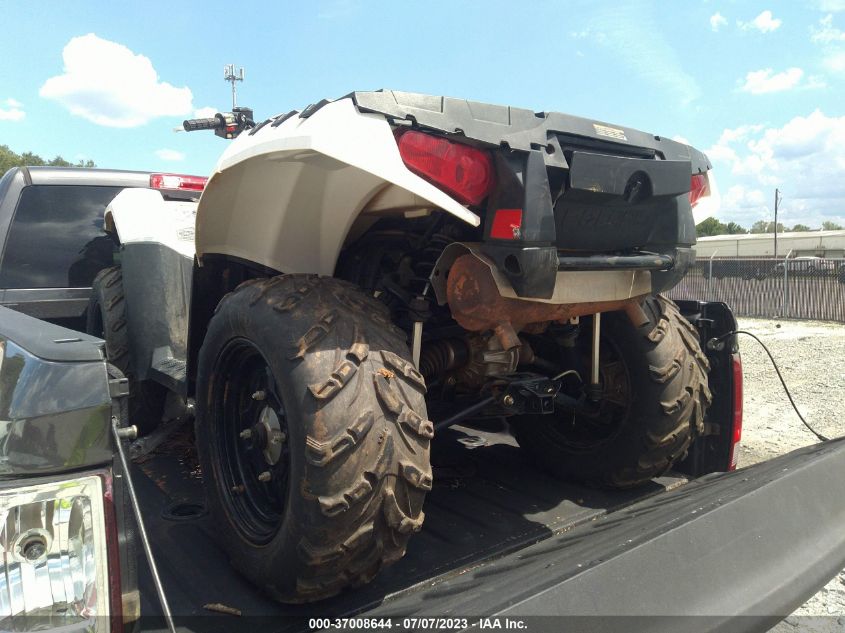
[{"left": 430, "top": 243, "right": 691, "bottom": 308}]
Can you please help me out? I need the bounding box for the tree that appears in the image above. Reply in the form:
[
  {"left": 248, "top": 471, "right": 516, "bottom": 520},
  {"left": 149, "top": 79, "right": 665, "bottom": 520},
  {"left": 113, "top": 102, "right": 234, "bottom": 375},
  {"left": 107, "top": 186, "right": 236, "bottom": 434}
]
[
  {"left": 724, "top": 222, "right": 748, "bottom": 234},
  {"left": 821, "top": 221, "right": 844, "bottom": 231},
  {"left": 0, "top": 144, "right": 95, "bottom": 174},
  {"left": 696, "top": 216, "right": 726, "bottom": 237},
  {"left": 750, "top": 220, "right": 784, "bottom": 234},
  {"left": 790, "top": 224, "right": 811, "bottom": 232}
]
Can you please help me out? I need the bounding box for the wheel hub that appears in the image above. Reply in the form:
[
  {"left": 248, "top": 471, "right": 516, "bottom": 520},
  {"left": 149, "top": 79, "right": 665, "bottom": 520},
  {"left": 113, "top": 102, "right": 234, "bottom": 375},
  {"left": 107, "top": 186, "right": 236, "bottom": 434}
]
[{"left": 257, "top": 405, "right": 285, "bottom": 466}]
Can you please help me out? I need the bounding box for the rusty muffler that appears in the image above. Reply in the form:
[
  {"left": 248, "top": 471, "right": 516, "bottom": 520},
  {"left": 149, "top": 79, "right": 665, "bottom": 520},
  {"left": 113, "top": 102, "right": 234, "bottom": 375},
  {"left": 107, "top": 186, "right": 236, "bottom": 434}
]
[{"left": 446, "top": 254, "right": 644, "bottom": 349}]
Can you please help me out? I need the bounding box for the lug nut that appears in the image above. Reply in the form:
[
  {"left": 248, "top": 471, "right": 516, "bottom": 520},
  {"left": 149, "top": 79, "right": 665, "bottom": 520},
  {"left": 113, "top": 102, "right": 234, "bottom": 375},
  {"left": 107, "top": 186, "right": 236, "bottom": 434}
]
[
  {"left": 252, "top": 390, "right": 266, "bottom": 401},
  {"left": 231, "top": 484, "right": 245, "bottom": 494},
  {"left": 258, "top": 471, "right": 272, "bottom": 482},
  {"left": 503, "top": 395, "right": 515, "bottom": 407},
  {"left": 271, "top": 431, "right": 287, "bottom": 445},
  {"left": 239, "top": 429, "right": 252, "bottom": 440}
]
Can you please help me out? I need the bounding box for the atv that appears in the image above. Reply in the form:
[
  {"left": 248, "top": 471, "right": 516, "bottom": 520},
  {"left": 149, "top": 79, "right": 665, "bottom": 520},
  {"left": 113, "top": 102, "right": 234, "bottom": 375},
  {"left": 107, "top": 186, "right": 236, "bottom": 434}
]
[{"left": 93, "top": 90, "right": 713, "bottom": 602}]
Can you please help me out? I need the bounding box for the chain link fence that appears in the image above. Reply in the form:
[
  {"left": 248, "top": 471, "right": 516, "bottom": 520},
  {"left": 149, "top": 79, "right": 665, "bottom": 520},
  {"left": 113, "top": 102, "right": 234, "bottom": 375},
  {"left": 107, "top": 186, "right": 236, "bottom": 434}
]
[{"left": 668, "top": 257, "right": 845, "bottom": 322}]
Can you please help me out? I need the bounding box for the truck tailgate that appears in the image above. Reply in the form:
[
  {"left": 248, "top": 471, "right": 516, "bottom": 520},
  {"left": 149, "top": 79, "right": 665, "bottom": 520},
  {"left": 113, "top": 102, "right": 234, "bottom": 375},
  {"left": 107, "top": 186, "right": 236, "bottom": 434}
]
[{"left": 136, "top": 430, "right": 845, "bottom": 633}]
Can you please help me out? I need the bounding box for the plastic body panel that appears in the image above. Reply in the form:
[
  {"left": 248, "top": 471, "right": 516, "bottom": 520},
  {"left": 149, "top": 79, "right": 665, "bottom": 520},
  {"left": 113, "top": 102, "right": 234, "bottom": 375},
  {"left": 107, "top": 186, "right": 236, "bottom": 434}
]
[
  {"left": 105, "top": 188, "right": 196, "bottom": 388},
  {"left": 350, "top": 90, "right": 711, "bottom": 173},
  {"left": 195, "top": 98, "right": 479, "bottom": 277},
  {"left": 0, "top": 305, "right": 139, "bottom": 628},
  {"left": 0, "top": 306, "right": 113, "bottom": 474}
]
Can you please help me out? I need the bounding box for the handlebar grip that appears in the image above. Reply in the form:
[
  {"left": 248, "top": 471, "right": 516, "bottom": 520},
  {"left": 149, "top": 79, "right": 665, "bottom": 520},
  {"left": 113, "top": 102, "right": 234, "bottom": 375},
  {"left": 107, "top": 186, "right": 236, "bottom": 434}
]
[{"left": 182, "top": 117, "right": 220, "bottom": 132}]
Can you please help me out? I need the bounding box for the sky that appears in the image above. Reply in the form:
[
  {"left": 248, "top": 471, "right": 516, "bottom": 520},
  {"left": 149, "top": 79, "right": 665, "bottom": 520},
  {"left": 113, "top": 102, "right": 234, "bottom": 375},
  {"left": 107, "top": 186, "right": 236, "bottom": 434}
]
[{"left": 2, "top": 0, "right": 845, "bottom": 228}]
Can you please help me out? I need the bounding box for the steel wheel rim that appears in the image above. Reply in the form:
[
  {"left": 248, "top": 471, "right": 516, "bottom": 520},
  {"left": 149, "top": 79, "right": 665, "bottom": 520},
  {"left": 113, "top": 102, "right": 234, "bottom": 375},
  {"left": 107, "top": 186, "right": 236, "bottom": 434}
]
[{"left": 210, "top": 337, "right": 290, "bottom": 545}]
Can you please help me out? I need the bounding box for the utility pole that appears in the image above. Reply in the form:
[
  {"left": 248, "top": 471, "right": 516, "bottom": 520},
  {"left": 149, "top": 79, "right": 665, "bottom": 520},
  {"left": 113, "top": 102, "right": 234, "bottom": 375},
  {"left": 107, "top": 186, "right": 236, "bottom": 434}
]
[
  {"left": 773, "top": 188, "right": 782, "bottom": 259},
  {"left": 224, "top": 64, "right": 245, "bottom": 110}
]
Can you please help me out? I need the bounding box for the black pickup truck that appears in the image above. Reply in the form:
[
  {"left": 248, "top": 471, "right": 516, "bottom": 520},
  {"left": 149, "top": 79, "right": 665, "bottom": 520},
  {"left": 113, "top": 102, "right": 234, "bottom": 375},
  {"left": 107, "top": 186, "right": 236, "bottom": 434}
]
[
  {"left": 0, "top": 166, "right": 198, "bottom": 328},
  {"left": 0, "top": 169, "right": 844, "bottom": 633}
]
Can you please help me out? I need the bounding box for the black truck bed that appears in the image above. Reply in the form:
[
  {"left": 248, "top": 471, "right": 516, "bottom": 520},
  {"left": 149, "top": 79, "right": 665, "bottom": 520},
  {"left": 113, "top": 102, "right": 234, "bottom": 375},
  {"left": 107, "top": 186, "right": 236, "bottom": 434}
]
[
  {"left": 136, "top": 422, "right": 687, "bottom": 631},
  {"left": 135, "top": 422, "right": 845, "bottom": 633}
]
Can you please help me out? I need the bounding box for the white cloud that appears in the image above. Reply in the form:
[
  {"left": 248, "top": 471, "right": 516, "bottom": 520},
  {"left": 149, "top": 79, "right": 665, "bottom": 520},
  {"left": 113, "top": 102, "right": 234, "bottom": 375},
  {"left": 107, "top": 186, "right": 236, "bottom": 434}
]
[
  {"left": 569, "top": 27, "right": 607, "bottom": 44},
  {"left": 739, "top": 10, "right": 782, "bottom": 33},
  {"left": 706, "top": 111, "right": 845, "bottom": 226},
  {"left": 817, "top": 0, "right": 845, "bottom": 11},
  {"left": 582, "top": 4, "right": 700, "bottom": 104},
  {"left": 40, "top": 34, "right": 193, "bottom": 128},
  {"left": 193, "top": 106, "right": 218, "bottom": 119},
  {"left": 717, "top": 185, "right": 772, "bottom": 226},
  {"left": 811, "top": 14, "right": 845, "bottom": 43},
  {"left": 740, "top": 67, "right": 806, "bottom": 94},
  {"left": 155, "top": 148, "right": 185, "bottom": 161},
  {"left": 0, "top": 98, "right": 25, "bottom": 121},
  {"left": 710, "top": 12, "right": 728, "bottom": 31},
  {"left": 822, "top": 49, "right": 845, "bottom": 73}
]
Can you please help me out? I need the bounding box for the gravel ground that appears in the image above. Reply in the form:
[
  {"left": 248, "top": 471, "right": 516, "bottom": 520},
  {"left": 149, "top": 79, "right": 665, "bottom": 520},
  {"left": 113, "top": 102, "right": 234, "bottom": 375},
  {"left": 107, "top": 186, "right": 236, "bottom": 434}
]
[{"left": 731, "top": 318, "right": 845, "bottom": 631}]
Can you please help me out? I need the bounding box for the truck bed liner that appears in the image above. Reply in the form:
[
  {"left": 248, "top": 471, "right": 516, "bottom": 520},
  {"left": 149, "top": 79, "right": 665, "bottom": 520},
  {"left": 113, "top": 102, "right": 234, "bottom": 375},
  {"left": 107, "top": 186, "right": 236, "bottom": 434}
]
[{"left": 136, "top": 423, "right": 685, "bottom": 631}]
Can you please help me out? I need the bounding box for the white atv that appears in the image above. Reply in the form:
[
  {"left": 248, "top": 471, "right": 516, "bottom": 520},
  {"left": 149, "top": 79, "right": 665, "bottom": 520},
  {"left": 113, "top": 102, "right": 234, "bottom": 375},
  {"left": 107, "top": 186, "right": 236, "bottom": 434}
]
[{"left": 93, "top": 90, "right": 713, "bottom": 602}]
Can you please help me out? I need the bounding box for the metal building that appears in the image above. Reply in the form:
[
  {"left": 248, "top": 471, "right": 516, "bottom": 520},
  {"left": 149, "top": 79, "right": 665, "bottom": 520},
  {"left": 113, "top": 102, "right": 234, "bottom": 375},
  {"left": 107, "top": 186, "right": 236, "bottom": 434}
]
[{"left": 693, "top": 230, "right": 845, "bottom": 258}]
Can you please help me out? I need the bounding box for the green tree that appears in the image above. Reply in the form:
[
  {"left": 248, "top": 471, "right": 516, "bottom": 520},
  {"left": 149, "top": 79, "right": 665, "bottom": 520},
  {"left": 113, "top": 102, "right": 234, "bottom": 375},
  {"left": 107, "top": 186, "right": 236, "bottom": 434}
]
[
  {"left": 0, "top": 144, "right": 95, "bottom": 174},
  {"left": 750, "top": 220, "right": 784, "bottom": 234},
  {"left": 696, "top": 216, "right": 727, "bottom": 237},
  {"left": 790, "top": 224, "right": 811, "bottom": 232},
  {"left": 724, "top": 222, "right": 748, "bottom": 234},
  {"left": 821, "top": 221, "right": 844, "bottom": 231}
]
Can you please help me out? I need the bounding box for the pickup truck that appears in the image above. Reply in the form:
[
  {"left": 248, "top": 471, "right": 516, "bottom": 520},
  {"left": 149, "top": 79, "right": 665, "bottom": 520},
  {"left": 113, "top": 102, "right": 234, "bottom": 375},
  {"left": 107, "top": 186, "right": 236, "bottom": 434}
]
[
  {"left": 1, "top": 159, "right": 844, "bottom": 632},
  {"left": 0, "top": 166, "right": 201, "bottom": 329},
  {"left": 3, "top": 297, "right": 845, "bottom": 632}
]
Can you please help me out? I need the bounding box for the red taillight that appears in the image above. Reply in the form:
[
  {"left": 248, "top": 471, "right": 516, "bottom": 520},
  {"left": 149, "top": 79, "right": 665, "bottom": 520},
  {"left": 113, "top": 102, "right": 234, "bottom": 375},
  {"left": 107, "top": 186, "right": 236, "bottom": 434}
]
[
  {"left": 149, "top": 173, "right": 208, "bottom": 192},
  {"left": 396, "top": 130, "right": 495, "bottom": 205},
  {"left": 728, "top": 352, "right": 743, "bottom": 470},
  {"left": 491, "top": 208, "right": 523, "bottom": 240},
  {"left": 689, "top": 173, "right": 709, "bottom": 208}
]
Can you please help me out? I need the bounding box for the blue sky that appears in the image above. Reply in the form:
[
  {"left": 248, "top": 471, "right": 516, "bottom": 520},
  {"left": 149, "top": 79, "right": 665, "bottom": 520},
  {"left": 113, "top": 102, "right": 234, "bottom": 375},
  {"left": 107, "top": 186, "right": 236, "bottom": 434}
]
[{"left": 2, "top": 0, "right": 845, "bottom": 228}]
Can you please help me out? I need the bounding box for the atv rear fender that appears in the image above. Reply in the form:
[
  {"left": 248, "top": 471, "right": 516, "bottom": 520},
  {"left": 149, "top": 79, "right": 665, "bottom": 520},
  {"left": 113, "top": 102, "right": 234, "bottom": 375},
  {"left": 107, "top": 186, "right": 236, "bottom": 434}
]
[{"left": 194, "top": 98, "right": 479, "bottom": 277}]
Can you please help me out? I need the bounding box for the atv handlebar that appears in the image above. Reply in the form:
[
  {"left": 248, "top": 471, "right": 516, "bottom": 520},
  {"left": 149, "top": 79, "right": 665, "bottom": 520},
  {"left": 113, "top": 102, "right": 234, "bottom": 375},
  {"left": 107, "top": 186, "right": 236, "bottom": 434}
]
[
  {"left": 181, "top": 106, "right": 254, "bottom": 139},
  {"left": 182, "top": 117, "right": 221, "bottom": 132}
]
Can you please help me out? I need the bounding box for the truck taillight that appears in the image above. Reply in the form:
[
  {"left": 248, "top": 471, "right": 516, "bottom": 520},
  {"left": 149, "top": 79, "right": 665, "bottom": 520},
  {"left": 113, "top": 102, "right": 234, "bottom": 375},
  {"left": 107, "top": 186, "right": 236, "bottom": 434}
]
[
  {"left": 149, "top": 173, "right": 208, "bottom": 192},
  {"left": 396, "top": 130, "right": 495, "bottom": 205},
  {"left": 728, "top": 352, "right": 743, "bottom": 470},
  {"left": 689, "top": 173, "right": 709, "bottom": 208}
]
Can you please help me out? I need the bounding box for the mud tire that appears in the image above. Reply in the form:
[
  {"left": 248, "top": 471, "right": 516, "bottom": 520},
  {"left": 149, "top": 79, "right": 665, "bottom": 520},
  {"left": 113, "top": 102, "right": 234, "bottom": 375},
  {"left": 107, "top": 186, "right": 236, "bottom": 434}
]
[
  {"left": 511, "top": 295, "right": 711, "bottom": 488},
  {"left": 195, "top": 275, "right": 431, "bottom": 603},
  {"left": 87, "top": 266, "right": 165, "bottom": 433}
]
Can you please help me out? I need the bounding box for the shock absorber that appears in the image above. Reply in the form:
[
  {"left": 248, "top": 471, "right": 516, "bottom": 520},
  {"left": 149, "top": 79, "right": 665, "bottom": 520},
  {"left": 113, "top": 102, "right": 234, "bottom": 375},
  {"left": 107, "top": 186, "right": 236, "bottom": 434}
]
[{"left": 588, "top": 312, "right": 602, "bottom": 401}]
